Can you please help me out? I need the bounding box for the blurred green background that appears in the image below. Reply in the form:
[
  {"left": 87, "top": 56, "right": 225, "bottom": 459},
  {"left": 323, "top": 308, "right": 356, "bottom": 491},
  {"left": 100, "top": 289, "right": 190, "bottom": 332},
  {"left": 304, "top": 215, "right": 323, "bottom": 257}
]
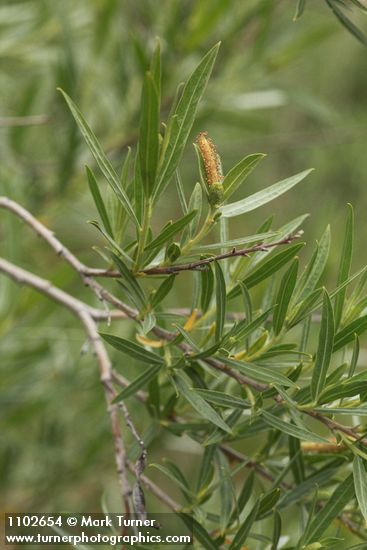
[{"left": 1, "top": 0, "right": 367, "bottom": 541}]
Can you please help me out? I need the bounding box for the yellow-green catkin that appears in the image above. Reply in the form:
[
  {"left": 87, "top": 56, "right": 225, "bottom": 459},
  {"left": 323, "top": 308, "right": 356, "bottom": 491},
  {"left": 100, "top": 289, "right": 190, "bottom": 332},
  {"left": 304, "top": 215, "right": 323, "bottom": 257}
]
[{"left": 196, "top": 132, "right": 224, "bottom": 208}]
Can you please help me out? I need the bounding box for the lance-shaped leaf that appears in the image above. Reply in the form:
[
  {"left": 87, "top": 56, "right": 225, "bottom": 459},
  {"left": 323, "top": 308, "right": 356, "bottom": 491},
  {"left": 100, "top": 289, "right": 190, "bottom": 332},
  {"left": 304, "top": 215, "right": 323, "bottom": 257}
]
[
  {"left": 353, "top": 456, "right": 367, "bottom": 523},
  {"left": 194, "top": 389, "right": 249, "bottom": 409},
  {"left": 256, "top": 488, "right": 281, "bottom": 519},
  {"left": 263, "top": 412, "right": 329, "bottom": 443},
  {"left": 229, "top": 498, "right": 260, "bottom": 550},
  {"left": 138, "top": 71, "right": 160, "bottom": 197},
  {"left": 200, "top": 264, "right": 214, "bottom": 313},
  {"left": 294, "top": 0, "right": 307, "bottom": 20},
  {"left": 214, "top": 261, "right": 226, "bottom": 341},
  {"left": 223, "top": 153, "right": 266, "bottom": 199},
  {"left": 150, "top": 275, "right": 176, "bottom": 308},
  {"left": 273, "top": 258, "right": 299, "bottom": 335},
  {"left": 86, "top": 166, "right": 114, "bottom": 238},
  {"left": 295, "top": 225, "right": 330, "bottom": 303},
  {"left": 220, "top": 168, "right": 313, "bottom": 218},
  {"left": 58, "top": 89, "right": 139, "bottom": 227},
  {"left": 318, "top": 371, "right": 367, "bottom": 404},
  {"left": 222, "top": 307, "right": 273, "bottom": 348},
  {"left": 191, "top": 231, "right": 277, "bottom": 252},
  {"left": 100, "top": 333, "right": 164, "bottom": 364},
  {"left": 333, "top": 314, "right": 367, "bottom": 352},
  {"left": 178, "top": 513, "right": 219, "bottom": 550},
  {"left": 334, "top": 204, "right": 354, "bottom": 329},
  {"left": 326, "top": 0, "right": 367, "bottom": 46},
  {"left": 271, "top": 510, "right": 282, "bottom": 550},
  {"left": 174, "top": 372, "right": 232, "bottom": 433},
  {"left": 111, "top": 252, "right": 146, "bottom": 308},
  {"left": 196, "top": 445, "right": 216, "bottom": 491},
  {"left": 113, "top": 364, "right": 162, "bottom": 402},
  {"left": 311, "top": 290, "right": 335, "bottom": 402},
  {"left": 278, "top": 461, "right": 341, "bottom": 509},
  {"left": 228, "top": 243, "right": 304, "bottom": 299},
  {"left": 216, "top": 450, "right": 234, "bottom": 535},
  {"left": 221, "top": 357, "right": 296, "bottom": 388},
  {"left": 304, "top": 474, "right": 355, "bottom": 544},
  {"left": 231, "top": 471, "right": 255, "bottom": 523},
  {"left": 145, "top": 210, "right": 197, "bottom": 251},
  {"left": 151, "top": 463, "right": 193, "bottom": 498},
  {"left": 153, "top": 43, "right": 220, "bottom": 201}
]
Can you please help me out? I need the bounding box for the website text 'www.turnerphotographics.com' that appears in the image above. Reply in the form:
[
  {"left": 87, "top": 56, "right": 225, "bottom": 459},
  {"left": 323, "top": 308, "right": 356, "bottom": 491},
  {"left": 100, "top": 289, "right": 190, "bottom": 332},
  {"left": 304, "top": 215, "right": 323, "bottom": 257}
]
[{"left": 4, "top": 513, "right": 193, "bottom": 546}]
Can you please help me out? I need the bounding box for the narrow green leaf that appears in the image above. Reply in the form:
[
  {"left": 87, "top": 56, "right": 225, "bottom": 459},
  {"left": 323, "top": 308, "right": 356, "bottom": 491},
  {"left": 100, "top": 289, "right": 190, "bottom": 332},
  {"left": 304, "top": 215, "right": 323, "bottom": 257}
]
[
  {"left": 138, "top": 72, "right": 160, "bottom": 196},
  {"left": 333, "top": 314, "right": 367, "bottom": 352},
  {"left": 195, "top": 389, "right": 249, "bottom": 409},
  {"left": 86, "top": 166, "right": 114, "bottom": 238},
  {"left": 145, "top": 210, "right": 198, "bottom": 251},
  {"left": 111, "top": 252, "right": 146, "bottom": 308},
  {"left": 174, "top": 372, "right": 232, "bottom": 433},
  {"left": 289, "top": 436, "right": 305, "bottom": 484},
  {"left": 153, "top": 43, "right": 220, "bottom": 201},
  {"left": 221, "top": 169, "right": 313, "bottom": 218},
  {"left": 113, "top": 364, "right": 162, "bottom": 402},
  {"left": 263, "top": 412, "right": 329, "bottom": 443},
  {"left": 296, "top": 225, "right": 330, "bottom": 303},
  {"left": 100, "top": 333, "right": 164, "bottom": 364},
  {"left": 58, "top": 89, "right": 139, "bottom": 226},
  {"left": 216, "top": 450, "right": 234, "bottom": 534},
  {"left": 88, "top": 221, "right": 133, "bottom": 265},
  {"left": 271, "top": 510, "right": 282, "bottom": 550},
  {"left": 288, "top": 288, "right": 323, "bottom": 328},
  {"left": 326, "top": 0, "right": 367, "bottom": 45},
  {"left": 228, "top": 243, "right": 305, "bottom": 299},
  {"left": 349, "top": 334, "right": 360, "bottom": 377},
  {"left": 313, "top": 406, "right": 367, "bottom": 416},
  {"left": 229, "top": 499, "right": 260, "bottom": 550},
  {"left": 173, "top": 324, "right": 200, "bottom": 351},
  {"left": 196, "top": 445, "right": 216, "bottom": 491},
  {"left": 311, "top": 291, "right": 335, "bottom": 402},
  {"left": 223, "top": 153, "right": 266, "bottom": 199},
  {"left": 151, "top": 463, "right": 193, "bottom": 496},
  {"left": 200, "top": 264, "right": 214, "bottom": 313},
  {"left": 177, "top": 513, "right": 219, "bottom": 550},
  {"left": 279, "top": 462, "right": 341, "bottom": 510},
  {"left": 256, "top": 488, "right": 281, "bottom": 519},
  {"left": 247, "top": 214, "right": 309, "bottom": 270},
  {"left": 175, "top": 170, "right": 188, "bottom": 214},
  {"left": 188, "top": 183, "right": 202, "bottom": 238},
  {"left": 273, "top": 258, "right": 299, "bottom": 335},
  {"left": 150, "top": 38, "right": 161, "bottom": 99},
  {"left": 150, "top": 275, "right": 176, "bottom": 308},
  {"left": 296, "top": 488, "right": 319, "bottom": 549},
  {"left": 294, "top": 0, "right": 307, "bottom": 20},
  {"left": 233, "top": 470, "right": 255, "bottom": 520},
  {"left": 304, "top": 474, "right": 355, "bottom": 544},
  {"left": 188, "top": 341, "right": 222, "bottom": 360},
  {"left": 223, "top": 307, "right": 273, "bottom": 348},
  {"left": 192, "top": 231, "right": 277, "bottom": 252},
  {"left": 318, "top": 372, "right": 367, "bottom": 404},
  {"left": 214, "top": 261, "right": 226, "bottom": 341},
  {"left": 222, "top": 357, "right": 296, "bottom": 388},
  {"left": 334, "top": 204, "right": 354, "bottom": 329},
  {"left": 353, "top": 456, "right": 367, "bottom": 522}
]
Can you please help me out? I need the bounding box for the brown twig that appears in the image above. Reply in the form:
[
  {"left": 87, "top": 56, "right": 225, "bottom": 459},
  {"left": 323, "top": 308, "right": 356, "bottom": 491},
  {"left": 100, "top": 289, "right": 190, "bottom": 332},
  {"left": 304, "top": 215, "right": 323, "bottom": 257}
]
[
  {"left": 140, "top": 232, "right": 304, "bottom": 275},
  {"left": 0, "top": 256, "right": 145, "bottom": 513}
]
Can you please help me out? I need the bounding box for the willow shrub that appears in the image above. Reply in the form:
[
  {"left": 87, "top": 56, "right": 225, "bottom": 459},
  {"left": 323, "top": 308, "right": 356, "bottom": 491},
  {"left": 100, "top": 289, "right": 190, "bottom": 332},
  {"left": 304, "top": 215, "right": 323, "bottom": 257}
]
[{"left": 48, "top": 41, "right": 367, "bottom": 547}]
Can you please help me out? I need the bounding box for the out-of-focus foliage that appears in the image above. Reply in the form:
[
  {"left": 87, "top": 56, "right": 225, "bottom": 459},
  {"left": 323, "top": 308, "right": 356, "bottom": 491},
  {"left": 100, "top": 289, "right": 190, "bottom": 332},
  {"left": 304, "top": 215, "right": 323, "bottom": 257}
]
[{"left": 1, "top": 1, "right": 367, "bottom": 548}]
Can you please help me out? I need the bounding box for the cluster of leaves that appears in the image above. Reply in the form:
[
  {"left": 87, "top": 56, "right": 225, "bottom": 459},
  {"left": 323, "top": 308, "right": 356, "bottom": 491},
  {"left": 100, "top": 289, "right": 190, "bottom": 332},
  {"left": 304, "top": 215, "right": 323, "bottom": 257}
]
[
  {"left": 296, "top": 0, "right": 367, "bottom": 44},
  {"left": 57, "top": 40, "right": 367, "bottom": 549}
]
